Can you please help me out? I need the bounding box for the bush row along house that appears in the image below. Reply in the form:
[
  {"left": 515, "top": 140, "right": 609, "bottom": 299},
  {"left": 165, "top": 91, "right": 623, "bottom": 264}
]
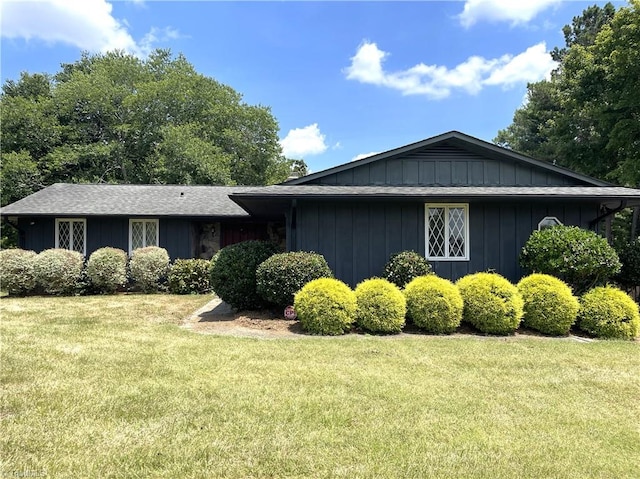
[{"left": 3, "top": 131, "right": 640, "bottom": 285}]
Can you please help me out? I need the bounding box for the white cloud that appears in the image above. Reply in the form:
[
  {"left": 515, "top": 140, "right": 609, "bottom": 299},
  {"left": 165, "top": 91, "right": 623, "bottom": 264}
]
[
  {"left": 458, "top": 0, "right": 561, "bottom": 28},
  {"left": 0, "top": 0, "right": 177, "bottom": 57},
  {"left": 351, "top": 152, "right": 380, "bottom": 162},
  {"left": 280, "top": 124, "right": 328, "bottom": 158},
  {"left": 484, "top": 43, "right": 556, "bottom": 86},
  {"left": 345, "top": 41, "right": 557, "bottom": 100}
]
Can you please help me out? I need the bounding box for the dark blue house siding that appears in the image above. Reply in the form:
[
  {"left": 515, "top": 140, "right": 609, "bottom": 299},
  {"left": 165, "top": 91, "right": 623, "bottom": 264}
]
[
  {"left": 87, "top": 217, "right": 128, "bottom": 253},
  {"left": 18, "top": 216, "right": 194, "bottom": 260},
  {"left": 294, "top": 200, "right": 600, "bottom": 286},
  {"left": 18, "top": 217, "right": 54, "bottom": 253},
  {"left": 310, "top": 144, "right": 584, "bottom": 187}
]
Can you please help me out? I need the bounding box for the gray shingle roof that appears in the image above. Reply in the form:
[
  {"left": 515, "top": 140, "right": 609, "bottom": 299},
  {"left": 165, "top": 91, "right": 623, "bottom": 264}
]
[
  {"left": 231, "top": 184, "right": 640, "bottom": 200},
  {"left": 0, "top": 183, "right": 252, "bottom": 217},
  {"left": 228, "top": 185, "right": 640, "bottom": 216}
]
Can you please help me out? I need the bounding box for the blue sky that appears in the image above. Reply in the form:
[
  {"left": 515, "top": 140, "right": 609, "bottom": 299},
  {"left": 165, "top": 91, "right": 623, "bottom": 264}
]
[{"left": 0, "top": 0, "right": 627, "bottom": 173}]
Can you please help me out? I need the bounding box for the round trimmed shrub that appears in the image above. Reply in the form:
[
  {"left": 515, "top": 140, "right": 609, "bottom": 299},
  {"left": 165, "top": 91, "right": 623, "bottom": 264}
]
[
  {"left": 456, "top": 272, "right": 524, "bottom": 335},
  {"left": 294, "top": 278, "right": 356, "bottom": 335},
  {"left": 578, "top": 286, "right": 640, "bottom": 339},
  {"left": 520, "top": 225, "right": 621, "bottom": 293},
  {"left": 383, "top": 250, "right": 432, "bottom": 288},
  {"left": 354, "top": 278, "right": 406, "bottom": 334},
  {"left": 517, "top": 273, "right": 579, "bottom": 336},
  {"left": 86, "top": 247, "right": 127, "bottom": 294},
  {"left": 404, "top": 275, "right": 463, "bottom": 334},
  {"left": 33, "top": 248, "right": 84, "bottom": 295},
  {"left": 256, "top": 251, "right": 333, "bottom": 309},
  {"left": 129, "top": 246, "right": 170, "bottom": 293},
  {"left": 616, "top": 237, "right": 640, "bottom": 289},
  {"left": 168, "top": 258, "right": 212, "bottom": 295},
  {"left": 210, "top": 240, "right": 280, "bottom": 310},
  {"left": 0, "top": 248, "right": 37, "bottom": 295}
]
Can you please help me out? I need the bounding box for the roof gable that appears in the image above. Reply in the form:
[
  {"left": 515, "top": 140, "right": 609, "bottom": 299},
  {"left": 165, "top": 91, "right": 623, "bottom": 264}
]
[{"left": 286, "top": 131, "right": 609, "bottom": 187}]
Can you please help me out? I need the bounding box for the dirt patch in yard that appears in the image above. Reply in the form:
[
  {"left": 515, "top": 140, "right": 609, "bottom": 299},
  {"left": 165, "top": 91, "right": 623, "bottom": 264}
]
[
  {"left": 182, "top": 297, "right": 612, "bottom": 342},
  {"left": 182, "top": 298, "right": 304, "bottom": 338}
]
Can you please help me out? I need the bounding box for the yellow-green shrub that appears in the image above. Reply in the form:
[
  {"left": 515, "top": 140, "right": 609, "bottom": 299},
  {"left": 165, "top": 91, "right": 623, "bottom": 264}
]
[
  {"left": 33, "top": 248, "right": 84, "bottom": 295},
  {"left": 355, "top": 278, "right": 406, "bottom": 334},
  {"left": 0, "top": 248, "right": 37, "bottom": 295},
  {"left": 456, "top": 272, "right": 523, "bottom": 335},
  {"left": 87, "top": 247, "right": 128, "bottom": 293},
  {"left": 578, "top": 286, "right": 640, "bottom": 339},
  {"left": 517, "top": 274, "right": 579, "bottom": 336},
  {"left": 294, "top": 278, "right": 356, "bottom": 335},
  {"left": 404, "top": 275, "right": 463, "bottom": 334}
]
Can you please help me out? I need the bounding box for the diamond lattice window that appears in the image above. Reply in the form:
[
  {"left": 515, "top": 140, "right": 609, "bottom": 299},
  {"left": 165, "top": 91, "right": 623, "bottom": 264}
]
[
  {"left": 129, "top": 219, "right": 159, "bottom": 254},
  {"left": 426, "top": 205, "right": 468, "bottom": 260},
  {"left": 55, "top": 219, "right": 86, "bottom": 255}
]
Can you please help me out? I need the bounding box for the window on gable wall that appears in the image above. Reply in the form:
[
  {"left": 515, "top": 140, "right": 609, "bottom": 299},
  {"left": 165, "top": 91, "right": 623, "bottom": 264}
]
[
  {"left": 55, "top": 218, "right": 86, "bottom": 255},
  {"left": 129, "top": 219, "right": 159, "bottom": 254},
  {"left": 425, "top": 204, "right": 469, "bottom": 261}
]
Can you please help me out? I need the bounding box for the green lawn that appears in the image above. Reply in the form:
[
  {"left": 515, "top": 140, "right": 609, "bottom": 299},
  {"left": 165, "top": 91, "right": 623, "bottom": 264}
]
[{"left": 1, "top": 295, "right": 639, "bottom": 478}]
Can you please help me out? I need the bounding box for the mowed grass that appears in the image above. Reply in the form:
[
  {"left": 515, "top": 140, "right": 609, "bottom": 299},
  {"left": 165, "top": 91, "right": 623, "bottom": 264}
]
[{"left": 1, "top": 296, "right": 639, "bottom": 478}]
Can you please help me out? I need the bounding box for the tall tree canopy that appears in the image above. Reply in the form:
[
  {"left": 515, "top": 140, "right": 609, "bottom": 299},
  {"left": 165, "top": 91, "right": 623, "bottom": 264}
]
[
  {"left": 1, "top": 49, "right": 298, "bottom": 207},
  {"left": 495, "top": 1, "right": 639, "bottom": 188}
]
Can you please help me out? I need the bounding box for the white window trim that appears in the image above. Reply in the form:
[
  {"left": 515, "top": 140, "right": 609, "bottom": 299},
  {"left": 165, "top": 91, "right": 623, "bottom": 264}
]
[
  {"left": 538, "top": 216, "right": 563, "bottom": 230},
  {"left": 425, "top": 204, "right": 470, "bottom": 261},
  {"left": 129, "top": 218, "right": 159, "bottom": 255},
  {"left": 55, "top": 218, "right": 87, "bottom": 256}
]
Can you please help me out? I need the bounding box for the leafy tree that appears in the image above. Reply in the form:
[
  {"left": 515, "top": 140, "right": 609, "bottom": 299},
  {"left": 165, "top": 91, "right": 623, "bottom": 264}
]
[
  {"left": 551, "top": 2, "right": 616, "bottom": 61},
  {"left": 495, "top": 2, "right": 620, "bottom": 178},
  {"left": 495, "top": 1, "right": 640, "bottom": 240},
  {"left": 1, "top": 49, "right": 307, "bottom": 245},
  {"left": 1, "top": 49, "right": 301, "bottom": 193}
]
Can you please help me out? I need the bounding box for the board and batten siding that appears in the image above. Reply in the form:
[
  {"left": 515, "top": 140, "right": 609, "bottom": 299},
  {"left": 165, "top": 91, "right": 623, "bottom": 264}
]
[
  {"left": 308, "top": 144, "right": 585, "bottom": 187},
  {"left": 294, "top": 200, "right": 600, "bottom": 286},
  {"left": 17, "top": 216, "right": 195, "bottom": 260}
]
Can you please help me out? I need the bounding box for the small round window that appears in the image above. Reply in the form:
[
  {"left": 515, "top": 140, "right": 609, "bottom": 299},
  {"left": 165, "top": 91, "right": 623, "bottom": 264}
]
[{"left": 538, "top": 216, "right": 563, "bottom": 230}]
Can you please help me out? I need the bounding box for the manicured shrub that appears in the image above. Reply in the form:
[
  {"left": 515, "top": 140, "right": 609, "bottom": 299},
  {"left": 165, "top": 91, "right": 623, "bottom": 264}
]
[
  {"left": 616, "top": 237, "right": 640, "bottom": 289},
  {"left": 294, "top": 278, "right": 356, "bottom": 335},
  {"left": 517, "top": 273, "right": 579, "bottom": 336},
  {"left": 383, "top": 250, "right": 432, "bottom": 288},
  {"left": 520, "top": 225, "right": 621, "bottom": 293},
  {"left": 354, "top": 278, "right": 406, "bottom": 334},
  {"left": 404, "top": 275, "right": 463, "bottom": 334},
  {"left": 578, "top": 286, "right": 640, "bottom": 339},
  {"left": 0, "top": 248, "right": 37, "bottom": 295},
  {"left": 256, "top": 251, "right": 333, "bottom": 309},
  {"left": 129, "top": 246, "right": 170, "bottom": 293},
  {"left": 168, "top": 258, "right": 212, "bottom": 295},
  {"left": 210, "top": 240, "right": 280, "bottom": 310},
  {"left": 33, "top": 248, "right": 85, "bottom": 295},
  {"left": 86, "top": 247, "right": 127, "bottom": 293},
  {"left": 456, "top": 272, "right": 524, "bottom": 335}
]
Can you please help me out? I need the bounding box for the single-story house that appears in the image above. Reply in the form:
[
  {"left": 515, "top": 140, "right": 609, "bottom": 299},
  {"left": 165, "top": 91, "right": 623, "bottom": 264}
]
[
  {"left": 0, "top": 185, "right": 285, "bottom": 259},
  {"left": 3, "top": 131, "right": 640, "bottom": 285}
]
